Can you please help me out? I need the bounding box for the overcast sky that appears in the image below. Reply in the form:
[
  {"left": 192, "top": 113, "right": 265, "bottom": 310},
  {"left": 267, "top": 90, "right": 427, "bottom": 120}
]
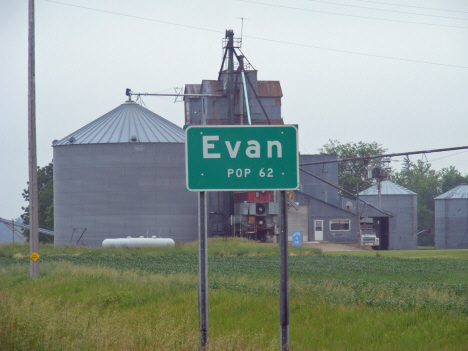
[{"left": 1, "top": 0, "right": 467, "bottom": 220}]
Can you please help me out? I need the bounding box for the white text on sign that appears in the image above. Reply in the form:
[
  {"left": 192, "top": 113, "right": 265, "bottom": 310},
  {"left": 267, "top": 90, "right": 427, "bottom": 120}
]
[
  {"left": 203, "top": 136, "right": 282, "bottom": 159},
  {"left": 227, "top": 168, "right": 274, "bottom": 178}
]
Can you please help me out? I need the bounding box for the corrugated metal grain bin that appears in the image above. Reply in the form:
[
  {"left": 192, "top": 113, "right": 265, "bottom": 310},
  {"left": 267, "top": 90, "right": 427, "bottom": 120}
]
[
  {"left": 359, "top": 180, "right": 417, "bottom": 250},
  {"left": 52, "top": 101, "right": 198, "bottom": 247},
  {"left": 434, "top": 184, "right": 468, "bottom": 250}
]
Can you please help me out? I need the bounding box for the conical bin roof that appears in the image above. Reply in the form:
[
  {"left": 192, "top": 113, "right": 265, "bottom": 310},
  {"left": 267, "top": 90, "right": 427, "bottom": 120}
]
[
  {"left": 435, "top": 184, "right": 468, "bottom": 200},
  {"left": 359, "top": 180, "right": 417, "bottom": 196},
  {"left": 53, "top": 101, "right": 184, "bottom": 146}
]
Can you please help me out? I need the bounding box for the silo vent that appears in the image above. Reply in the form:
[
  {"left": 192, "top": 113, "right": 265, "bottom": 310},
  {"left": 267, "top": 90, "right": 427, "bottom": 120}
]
[
  {"left": 68, "top": 136, "right": 76, "bottom": 143},
  {"left": 131, "top": 135, "right": 137, "bottom": 142},
  {"left": 52, "top": 139, "right": 59, "bottom": 146}
]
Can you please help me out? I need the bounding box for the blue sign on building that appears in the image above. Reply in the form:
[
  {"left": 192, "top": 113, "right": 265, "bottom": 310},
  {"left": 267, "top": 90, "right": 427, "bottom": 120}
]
[{"left": 292, "top": 230, "right": 302, "bottom": 247}]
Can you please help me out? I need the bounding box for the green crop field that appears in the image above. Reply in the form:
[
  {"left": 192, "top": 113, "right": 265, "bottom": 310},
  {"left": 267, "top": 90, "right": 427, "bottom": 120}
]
[{"left": 1, "top": 238, "right": 467, "bottom": 350}]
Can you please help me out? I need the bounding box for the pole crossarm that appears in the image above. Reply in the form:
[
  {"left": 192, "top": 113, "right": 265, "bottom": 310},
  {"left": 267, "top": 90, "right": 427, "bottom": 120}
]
[{"left": 299, "top": 145, "right": 468, "bottom": 166}]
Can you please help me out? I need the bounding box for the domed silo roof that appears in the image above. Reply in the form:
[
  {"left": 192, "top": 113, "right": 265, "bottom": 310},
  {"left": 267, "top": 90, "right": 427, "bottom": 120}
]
[
  {"left": 52, "top": 101, "right": 184, "bottom": 146},
  {"left": 359, "top": 180, "right": 416, "bottom": 196},
  {"left": 435, "top": 184, "right": 468, "bottom": 200}
]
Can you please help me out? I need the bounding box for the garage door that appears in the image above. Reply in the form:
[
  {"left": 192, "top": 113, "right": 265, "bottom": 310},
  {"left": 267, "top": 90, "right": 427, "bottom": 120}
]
[{"left": 287, "top": 204, "right": 309, "bottom": 242}]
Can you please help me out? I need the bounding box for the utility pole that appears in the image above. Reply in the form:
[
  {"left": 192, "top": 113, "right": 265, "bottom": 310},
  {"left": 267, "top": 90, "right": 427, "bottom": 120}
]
[{"left": 28, "top": 0, "right": 40, "bottom": 278}]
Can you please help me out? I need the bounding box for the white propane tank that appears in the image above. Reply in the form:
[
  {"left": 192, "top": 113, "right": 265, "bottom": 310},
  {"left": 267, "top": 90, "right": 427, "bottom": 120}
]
[
  {"left": 102, "top": 238, "right": 116, "bottom": 249},
  {"left": 103, "top": 236, "right": 175, "bottom": 249},
  {"left": 127, "top": 236, "right": 145, "bottom": 249},
  {"left": 128, "top": 236, "right": 175, "bottom": 249},
  {"left": 114, "top": 237, "right": 131, "bottom": 249},
  {"left": 153, "top": 237, "right": 175, "bottom": 247},
  {"left": 147, "top": 237, "right": 175, "bottom": 247}
]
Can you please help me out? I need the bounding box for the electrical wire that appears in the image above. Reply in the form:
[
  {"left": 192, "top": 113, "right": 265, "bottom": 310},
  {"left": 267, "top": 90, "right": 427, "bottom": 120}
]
[
  {"left": 240, "top": 0, "right": 468, "bottom": 29},
  {"left": 44, "top": 0, "right": 224, "bottom": 34},
  {"left": 43, "top": 0, "right": 468, "bottom": 69},
  {"left": 303, "top": 0, "right": 468, "bottom": 21},
  {"left": 429, "top": 150, "right": 468, "bottom": 162},
  {"left": 243, "top": 34, "right": 468, "bottom": 69},
  {"left": 354, "top": 0, "right": 468, "bottom": 15}
]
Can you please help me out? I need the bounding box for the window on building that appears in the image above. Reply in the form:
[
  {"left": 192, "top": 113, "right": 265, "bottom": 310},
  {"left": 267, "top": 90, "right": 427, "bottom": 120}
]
[{"left": 330, "top": 219, "right": 350, "bottom": 231}]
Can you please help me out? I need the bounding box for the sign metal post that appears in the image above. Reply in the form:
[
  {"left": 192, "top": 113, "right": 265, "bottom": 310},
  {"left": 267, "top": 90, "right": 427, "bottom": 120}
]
[
  {"left": 198, "top": 191, "right": 209, "bottom": 350},
  {"left": 186, "top": 125, "right": 298, "bottom": 350},
  {"left": 279, "top": 190, "right": 290, "bottom": 350}
]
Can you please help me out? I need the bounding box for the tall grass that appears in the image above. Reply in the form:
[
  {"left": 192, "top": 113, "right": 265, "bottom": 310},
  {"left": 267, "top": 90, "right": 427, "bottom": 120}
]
[
  {"left": 1, "top": 262, "right": 467, "bottom": 350},
  {"left": 1, "top": 239, "right": 468, "bottom": 350},
  {"left": 0, "top": 237, "right": 321, "bottom": 259},
  {"left": 326, "top": 248, "right": 468, "bottom": 260}
]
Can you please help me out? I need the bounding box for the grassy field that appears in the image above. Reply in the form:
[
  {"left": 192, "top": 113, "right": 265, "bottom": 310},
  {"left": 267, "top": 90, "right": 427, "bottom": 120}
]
[
  {"left": 325, "top": 247, "right": 468, "bottom": 260},
  {"left": 1, "top": 238, "right": 467, "bottom": 350}
]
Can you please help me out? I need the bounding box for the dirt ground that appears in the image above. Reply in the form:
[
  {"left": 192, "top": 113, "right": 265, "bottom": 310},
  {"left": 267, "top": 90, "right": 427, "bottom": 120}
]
[{"left": 302, "top": 241, "right": 368, "bottom": 252}]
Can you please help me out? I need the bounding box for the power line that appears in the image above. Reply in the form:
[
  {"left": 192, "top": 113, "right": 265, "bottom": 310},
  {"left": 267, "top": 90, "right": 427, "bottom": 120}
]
[
  {"left": 355, "top": 0, "right": 468, "bottom": 15},
  {"left": 299, "top": 146, "right": 468, "bottom": 166},
  {"left": 43, "top": 0, "right": 468, "bottom": 69},
  {"left": 303, "top": 0, "right": 468, "bottom": 21},
  {"left": 243, "top": 34, "right": 468, "bottom": 69},
  {"left": 429, "top": 150, "right": 468, "bottom": 162},
  {"left": 44, "top": 0, "right": 224, "bottom": 34},
  {"left": 240, "top": 0, "right": 468, "bottom": 29}
]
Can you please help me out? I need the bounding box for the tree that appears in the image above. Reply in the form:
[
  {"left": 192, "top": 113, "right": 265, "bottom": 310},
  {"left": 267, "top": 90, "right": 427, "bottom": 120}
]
[
  {"left": 319, "top": 140, "right": 389, "bottom": 196},
  {"left": 401, "top": 155, "right": 413, "bottom": 172},
  {"left": 439, "top": 166, "right": 468, "bottom": 194},
  {"left": 21, "top": 162, "right": 54, "bottom": 243}
]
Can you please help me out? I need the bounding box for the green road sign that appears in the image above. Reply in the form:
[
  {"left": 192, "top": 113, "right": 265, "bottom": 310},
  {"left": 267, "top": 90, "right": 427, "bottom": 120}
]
[{"left": 185, "top": 125, "right": 299, "bottom": 191}]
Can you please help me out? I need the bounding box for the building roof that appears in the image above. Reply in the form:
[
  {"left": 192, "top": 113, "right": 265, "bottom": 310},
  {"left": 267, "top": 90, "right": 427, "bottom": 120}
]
[
  {"left": 52, "top": 101, "right": 185, "bottom": 146},
  {"left": 200, "top": 80, "right": 224, "bottom": 95},
  {"left": 257, "top": 81, "right": 282, "bottom": 97},
  {"left": 359, "top": 180, "right": 417, "bottom": 196},
  {"left": 197, "top": 79, "right": 282, "bottom": 98},
  {"left": 435, "top": 184, "right": 468, "bottom": 200},
  {"left": 184, "top": 84, "right": 201, "bottom": 95}
]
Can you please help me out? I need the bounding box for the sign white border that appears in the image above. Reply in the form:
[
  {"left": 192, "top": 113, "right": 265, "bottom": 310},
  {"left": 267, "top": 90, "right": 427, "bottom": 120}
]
[{"left": 185, "top": 125, "right": 300, "bottom": 192}]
